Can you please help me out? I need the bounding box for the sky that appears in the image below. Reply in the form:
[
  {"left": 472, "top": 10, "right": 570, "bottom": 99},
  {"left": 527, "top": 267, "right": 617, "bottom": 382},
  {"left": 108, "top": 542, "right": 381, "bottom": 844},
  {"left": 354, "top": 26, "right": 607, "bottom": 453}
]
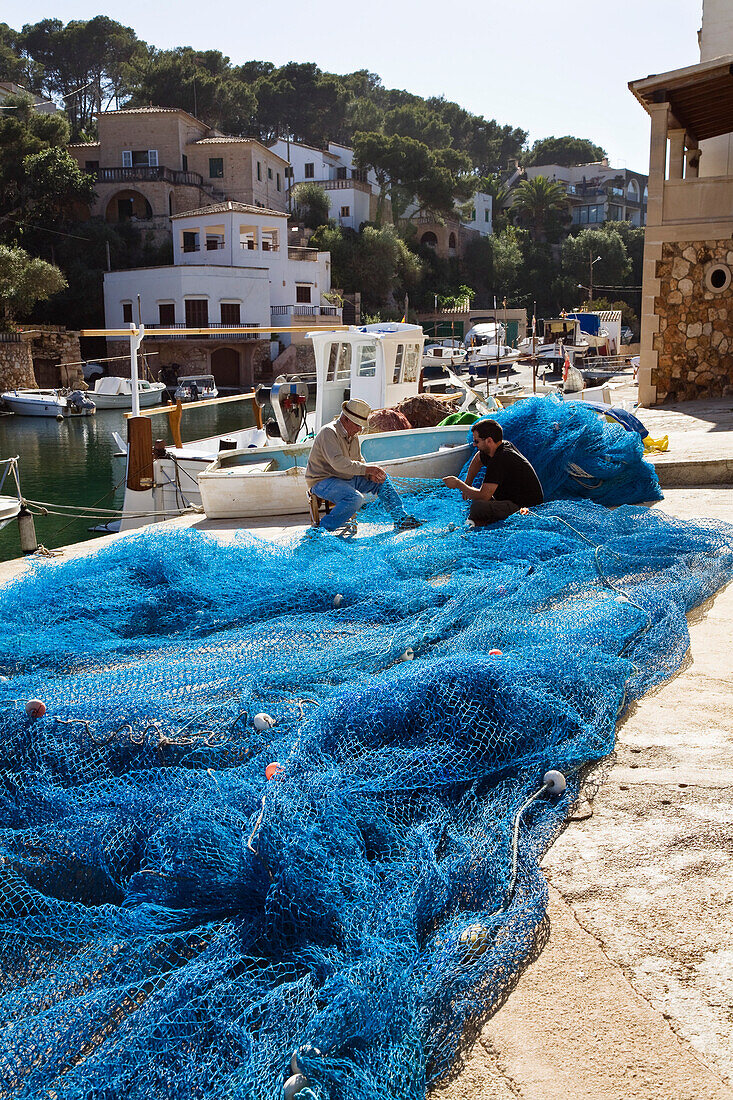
[{"left": 3, "top": 0, "right": 704, "bottom": 172}]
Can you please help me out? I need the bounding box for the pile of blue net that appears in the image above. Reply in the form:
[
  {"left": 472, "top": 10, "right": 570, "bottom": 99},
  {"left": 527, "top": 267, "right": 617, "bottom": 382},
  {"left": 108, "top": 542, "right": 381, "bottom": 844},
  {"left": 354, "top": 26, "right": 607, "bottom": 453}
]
[
  {"left": 479, "top": 397, "right": 662, "bottom": 505},
  {"left": 0, "top": 405, "right": 731, "bottom": 1099}
]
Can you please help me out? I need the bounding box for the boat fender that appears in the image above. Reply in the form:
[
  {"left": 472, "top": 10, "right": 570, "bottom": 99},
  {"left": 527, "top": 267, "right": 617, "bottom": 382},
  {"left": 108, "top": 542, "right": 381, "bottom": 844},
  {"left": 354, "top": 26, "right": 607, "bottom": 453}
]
[
  {"left": 291, "top": 1045, "right": 322, "bottom": 1075},
  {"left": 333, "top": 593, "right": 343, "bottom": 608},
  {"left": 253, "top": 712, "right": 275, "bottom": 731},
  {"left": 543, "top": 769, "right": 566, "bottom": 796},
  {"left": 55, "top": 413, "right": 65, "bottom": 422},
  {"left": 25, "top": 699, "right": 46, "bottom": 719},
  {"left": 283, "top": 1074, "right": 309, "bottom": 1100}
]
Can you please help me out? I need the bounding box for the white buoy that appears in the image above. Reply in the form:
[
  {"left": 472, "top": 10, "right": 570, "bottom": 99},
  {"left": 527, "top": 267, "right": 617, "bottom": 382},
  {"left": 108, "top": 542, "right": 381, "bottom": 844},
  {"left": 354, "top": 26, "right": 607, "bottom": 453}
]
[
  {"left": 291, "top": 1044, "right": 322, "bottom": 1075},
  {"left": 283, "top": 1074, "right": 309, "bottom": 1099},
  {"left": 465, "top": 519, "right": 476, "bottom": 529},
  {"left": 253, "top": 712, "right": 275, "bottom": 731},
  {"left": 544, "top": 769, "right": 566, "bottom": 795},
  {"left": 333, "top": 594, "right": 343, "bottom": 608},
  {"left": 401, "top": 647, "right": 414, "bottom": 662}
]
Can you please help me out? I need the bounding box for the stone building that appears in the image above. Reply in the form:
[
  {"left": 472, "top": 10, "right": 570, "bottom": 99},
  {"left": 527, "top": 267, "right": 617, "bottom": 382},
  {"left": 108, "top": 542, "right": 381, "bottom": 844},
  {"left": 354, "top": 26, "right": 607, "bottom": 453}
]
[
  {"left": 630, "top": 0, "right": 733, "bottom": 403},
  {"left": 0, "top": 328, "right": 83, "bottom": 393},
  {"left": 68, "top": 107, "right": 288, "bottom": 240}
]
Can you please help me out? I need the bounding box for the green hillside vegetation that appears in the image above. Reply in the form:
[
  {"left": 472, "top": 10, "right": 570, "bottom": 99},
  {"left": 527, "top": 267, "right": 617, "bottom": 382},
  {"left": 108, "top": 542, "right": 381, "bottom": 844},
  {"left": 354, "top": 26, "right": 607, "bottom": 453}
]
[{"left": 0, "top": 17, "right": 642, "bottom": 330}]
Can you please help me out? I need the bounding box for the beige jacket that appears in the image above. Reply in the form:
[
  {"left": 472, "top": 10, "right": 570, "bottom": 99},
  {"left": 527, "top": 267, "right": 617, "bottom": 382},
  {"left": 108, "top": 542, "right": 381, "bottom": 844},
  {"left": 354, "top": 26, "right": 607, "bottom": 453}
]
[{"left": 305, "top": 418, "right": 368, "bottom": 488}]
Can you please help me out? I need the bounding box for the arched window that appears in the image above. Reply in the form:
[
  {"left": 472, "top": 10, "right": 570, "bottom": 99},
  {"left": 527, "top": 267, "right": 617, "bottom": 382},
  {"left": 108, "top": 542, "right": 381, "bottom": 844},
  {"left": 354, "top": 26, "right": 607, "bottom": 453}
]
[
  {"left": 448, "top": 232, "right": 457, "bottom": 249},
  {"left": 421, "top": 231, "right": 438, "bottom": 248},
  {"left": 627, "top": 178, "right": 640, "bottom": 201}
]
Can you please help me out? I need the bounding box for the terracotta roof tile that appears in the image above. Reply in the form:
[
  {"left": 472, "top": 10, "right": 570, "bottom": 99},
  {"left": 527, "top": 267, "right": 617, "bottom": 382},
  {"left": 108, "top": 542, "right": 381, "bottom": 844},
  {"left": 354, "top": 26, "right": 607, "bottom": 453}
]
[{"left": 170, "top": 201, "right": 287, "bottom": 219}]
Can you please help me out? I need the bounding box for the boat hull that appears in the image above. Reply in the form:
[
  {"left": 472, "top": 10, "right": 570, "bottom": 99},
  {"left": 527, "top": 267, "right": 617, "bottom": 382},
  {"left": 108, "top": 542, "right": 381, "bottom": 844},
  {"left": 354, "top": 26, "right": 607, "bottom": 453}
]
[
  {"left": 91, "top": 388, "right": 165, "bottom": 410},
  {"left": 1, "top": 392, "right": 68, "bottom": 417},
  {"left": 198, "top": 426, "right": 472, "bottom": 520},
  {"left": 0, "top": 495, "right": 20, "bottom": 532}
]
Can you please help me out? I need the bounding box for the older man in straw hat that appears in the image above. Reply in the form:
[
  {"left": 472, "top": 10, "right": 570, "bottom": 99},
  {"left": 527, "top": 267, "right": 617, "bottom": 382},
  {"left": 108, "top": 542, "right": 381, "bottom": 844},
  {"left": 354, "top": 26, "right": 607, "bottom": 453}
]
[{"left": 305, "top": 397, "right": 422, "bottom": 534}]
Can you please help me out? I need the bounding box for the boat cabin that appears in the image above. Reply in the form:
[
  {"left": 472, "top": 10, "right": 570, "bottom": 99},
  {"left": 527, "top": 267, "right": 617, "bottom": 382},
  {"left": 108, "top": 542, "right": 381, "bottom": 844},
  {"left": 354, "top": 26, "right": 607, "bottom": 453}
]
[
  {"left": 543, "top": 317, "right": 584, "bottom": 343},
  {"left": 309, "top": 323, "right": 426, "bottom": 431}
]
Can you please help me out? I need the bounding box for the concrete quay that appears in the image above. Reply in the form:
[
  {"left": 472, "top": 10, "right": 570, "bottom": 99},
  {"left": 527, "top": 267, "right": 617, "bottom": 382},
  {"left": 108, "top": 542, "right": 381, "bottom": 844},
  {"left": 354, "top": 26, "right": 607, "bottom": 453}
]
[
  {"left": 0, "top": 399, "right": 732, "bottom": 1100},
  {"left": 436, "top": 485, "right": 733, "bottom": 1100}
]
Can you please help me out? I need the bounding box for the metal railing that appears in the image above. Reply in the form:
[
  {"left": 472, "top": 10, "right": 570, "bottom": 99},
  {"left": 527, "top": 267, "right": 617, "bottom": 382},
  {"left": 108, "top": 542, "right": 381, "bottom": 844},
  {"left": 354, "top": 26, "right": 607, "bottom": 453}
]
[
  {"left": 270, "top": 305, "right": 340, "bottom": 318},
  {"left": 143, "top": 322, "right": 262, "bottom": 341},
  {"left": 96, "top": 166, "right": 206, "bottom": 187}
]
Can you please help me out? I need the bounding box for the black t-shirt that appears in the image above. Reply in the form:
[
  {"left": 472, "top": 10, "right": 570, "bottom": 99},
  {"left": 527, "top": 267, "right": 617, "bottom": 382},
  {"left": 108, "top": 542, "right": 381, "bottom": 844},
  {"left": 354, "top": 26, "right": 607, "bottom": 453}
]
[{"left": 480, "top": 440, "right": 544, "bottom": 506}]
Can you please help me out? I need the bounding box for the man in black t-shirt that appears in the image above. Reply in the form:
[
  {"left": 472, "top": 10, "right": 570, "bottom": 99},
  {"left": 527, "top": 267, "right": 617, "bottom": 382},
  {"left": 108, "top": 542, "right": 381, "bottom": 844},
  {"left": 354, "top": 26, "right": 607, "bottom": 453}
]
[{"left": 442, "top": 418, "right": 543, "bottom": 526}]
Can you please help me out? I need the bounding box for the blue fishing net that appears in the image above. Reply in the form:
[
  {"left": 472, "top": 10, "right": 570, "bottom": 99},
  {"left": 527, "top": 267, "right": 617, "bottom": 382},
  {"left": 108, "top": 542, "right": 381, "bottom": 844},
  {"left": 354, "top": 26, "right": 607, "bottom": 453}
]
[
  {"left": 469, "top": 396, "right": 663, "bottom": 505},
  {"left": 0, "top": 477, "right": 730, "bottom": 1099}
]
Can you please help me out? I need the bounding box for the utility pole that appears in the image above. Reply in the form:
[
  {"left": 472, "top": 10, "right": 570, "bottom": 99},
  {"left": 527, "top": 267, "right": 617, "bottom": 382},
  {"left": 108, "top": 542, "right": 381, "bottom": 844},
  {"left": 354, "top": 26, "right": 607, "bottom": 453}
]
[{"left": 589, "top": 253, "right": 601, "bottom": 304}]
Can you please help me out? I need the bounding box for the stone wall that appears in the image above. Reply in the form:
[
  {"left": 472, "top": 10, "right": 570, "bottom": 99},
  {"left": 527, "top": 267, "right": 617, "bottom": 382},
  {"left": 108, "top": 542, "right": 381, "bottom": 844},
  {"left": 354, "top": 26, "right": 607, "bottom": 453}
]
[
  {"left": 0, "top": 330, "right": 82, "bottom": 391},
  {"left": 30, "top": 328, "right": 83, "bottom": 388},
  {"left": 653, "top": 239, "right": 733, "bottom": 401},
  {"left": 0, "top": 337, "right": 35, "bottom": 391}
]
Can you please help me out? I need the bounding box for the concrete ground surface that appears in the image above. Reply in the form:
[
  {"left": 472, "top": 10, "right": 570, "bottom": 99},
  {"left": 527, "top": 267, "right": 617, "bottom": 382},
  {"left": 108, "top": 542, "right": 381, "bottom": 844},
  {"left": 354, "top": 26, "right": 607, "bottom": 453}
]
[
  {"left": 435, "top": 486, "right": 733, "bottom": 1100},
  {"left": 1, "top": 398, "right": 733, "bottom": 1100}
]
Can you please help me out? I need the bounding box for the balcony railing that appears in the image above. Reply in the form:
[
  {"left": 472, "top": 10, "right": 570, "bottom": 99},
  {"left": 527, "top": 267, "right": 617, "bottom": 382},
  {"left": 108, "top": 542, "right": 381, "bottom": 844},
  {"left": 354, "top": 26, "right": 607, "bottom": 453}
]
[
  {"left": 288, "top": 246, "right": 319, "bottom": 261},
  {"left": 143, "top": 322, "right": 263, "bottom": 341},
  {"left": 96, "top": 166, "right": 207, "bottom": 187},
  {"left": 310, "top": 178, "right": 371, "bottom": 194},
  {"left": 270, "top": 305, "right": 340, "bottom": 317}
]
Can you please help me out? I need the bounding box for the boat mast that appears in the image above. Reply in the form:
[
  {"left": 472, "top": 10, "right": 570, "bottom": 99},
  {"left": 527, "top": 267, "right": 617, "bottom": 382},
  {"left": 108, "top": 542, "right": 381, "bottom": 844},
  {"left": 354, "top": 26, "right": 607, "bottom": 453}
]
[{"left": 128, "top": 323, "right": 144, "bottom": 419}]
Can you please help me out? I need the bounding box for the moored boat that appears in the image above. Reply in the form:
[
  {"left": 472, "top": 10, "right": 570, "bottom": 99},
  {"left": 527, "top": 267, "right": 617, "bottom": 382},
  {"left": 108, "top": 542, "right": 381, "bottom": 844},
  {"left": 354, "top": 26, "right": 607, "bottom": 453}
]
[
  {"left": 0, "top": 389, "right": 95, "bottom": 418},
  {"left": 89, "top": 376, "right": 166, "bottom": 410},
  {"left": 198, "top": 424, "right": 472, "bottom": 519},
  {"left": 174, "top": 374, "right": 218, "bottom": 402},
  {"left": 197, "top": 323, "right": 473, "bottom": 520}
]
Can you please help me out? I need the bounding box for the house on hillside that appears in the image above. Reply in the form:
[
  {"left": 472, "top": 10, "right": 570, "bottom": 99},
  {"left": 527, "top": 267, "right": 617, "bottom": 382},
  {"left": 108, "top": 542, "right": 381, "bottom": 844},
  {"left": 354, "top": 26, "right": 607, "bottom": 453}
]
[
  {"left": 270, "top": 136, "right": 492, "bottom": 252},
  {"left": 103, "top": 201, "right": 340, "bottom": 388},
  {"left": 629, "top": 0, "right": 733, "bottom": 404},
  {"left": 269, "top": 138, "right": 383, "bottom": 228},
  {"left": 0, "top": 81, "right": 57, "bottom": 113},
  {"left": 69, "top": 107, "right": 288, "bottom": 238},
  {"left": 405, "top": 190, "right": 492, "bottom": 261},
  {"left": 524, "top": 161, "right": 648, "bottom": 227}
]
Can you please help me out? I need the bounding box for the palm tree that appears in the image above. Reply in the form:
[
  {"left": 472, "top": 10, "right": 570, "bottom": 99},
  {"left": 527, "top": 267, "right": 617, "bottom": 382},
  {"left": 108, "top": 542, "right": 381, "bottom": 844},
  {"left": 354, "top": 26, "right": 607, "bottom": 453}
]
[{"left": 510, "top": 176, "right": 569, "bottom": 241}]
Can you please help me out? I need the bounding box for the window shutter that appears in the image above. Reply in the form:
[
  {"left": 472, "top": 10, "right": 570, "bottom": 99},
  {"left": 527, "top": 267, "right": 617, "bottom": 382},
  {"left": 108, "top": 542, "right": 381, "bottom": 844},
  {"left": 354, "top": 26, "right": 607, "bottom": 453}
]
[
  {"left": 148, "top": 149, "right": 158, "bottom": 166},
  {"left": 122, "top": 150, "right": 132, "bottom": 167}
]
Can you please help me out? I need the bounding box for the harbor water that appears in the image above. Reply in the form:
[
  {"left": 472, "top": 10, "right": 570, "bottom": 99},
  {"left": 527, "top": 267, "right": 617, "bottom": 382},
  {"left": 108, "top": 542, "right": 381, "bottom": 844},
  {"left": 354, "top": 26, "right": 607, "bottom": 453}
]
[{"left": 0, "top": 401, "right": 259, "bottom": 562}]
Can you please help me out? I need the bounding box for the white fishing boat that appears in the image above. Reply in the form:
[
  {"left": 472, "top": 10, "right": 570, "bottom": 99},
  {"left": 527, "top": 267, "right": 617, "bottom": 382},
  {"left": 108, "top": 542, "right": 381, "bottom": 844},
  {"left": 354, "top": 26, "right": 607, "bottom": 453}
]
[
  {"left": 89, "top": 376, "right": 166, "bottom": 410},
  {"left": 174, "top": 374, "right": 218, "bottom": 402},
  {"left": 198, "top": 424, "right": 472, "bottom": 520},
  {"left": 115, "top": 323, "right": 488, "bottom": 530},
  {"left": 422, "top": 341, "right": 467, "bottom": 370},
  {"left": 0, "top": 457, "right": 21, "bottom": 532},
  {"left": 0, "top": 495, "right": 20, "bottom": 531},
  {"left": 0, "top": 388, "right": 95, "bottom": 418},
  {"left": 198, "top": 323, "right": 474, "bottom": 520}
]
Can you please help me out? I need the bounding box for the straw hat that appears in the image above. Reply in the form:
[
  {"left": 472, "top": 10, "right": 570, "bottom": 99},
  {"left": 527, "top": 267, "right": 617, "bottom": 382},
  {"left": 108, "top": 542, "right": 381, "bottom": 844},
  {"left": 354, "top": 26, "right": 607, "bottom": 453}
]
[{"left": 341, "top": 398, "right": 372, "bottom": 427}]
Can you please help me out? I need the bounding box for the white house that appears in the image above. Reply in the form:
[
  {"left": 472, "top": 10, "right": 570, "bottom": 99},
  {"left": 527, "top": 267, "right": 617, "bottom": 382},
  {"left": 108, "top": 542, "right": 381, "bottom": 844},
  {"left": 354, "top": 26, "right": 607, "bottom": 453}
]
[
  {"left": 462, "top": 192, "right": 494, "bottom": 237},
  {"left": 269, "top": 138, "right": 379, "bottom": 229},
  {"left": 103, "top": 201, "right": 339, "bottom": 385}
]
